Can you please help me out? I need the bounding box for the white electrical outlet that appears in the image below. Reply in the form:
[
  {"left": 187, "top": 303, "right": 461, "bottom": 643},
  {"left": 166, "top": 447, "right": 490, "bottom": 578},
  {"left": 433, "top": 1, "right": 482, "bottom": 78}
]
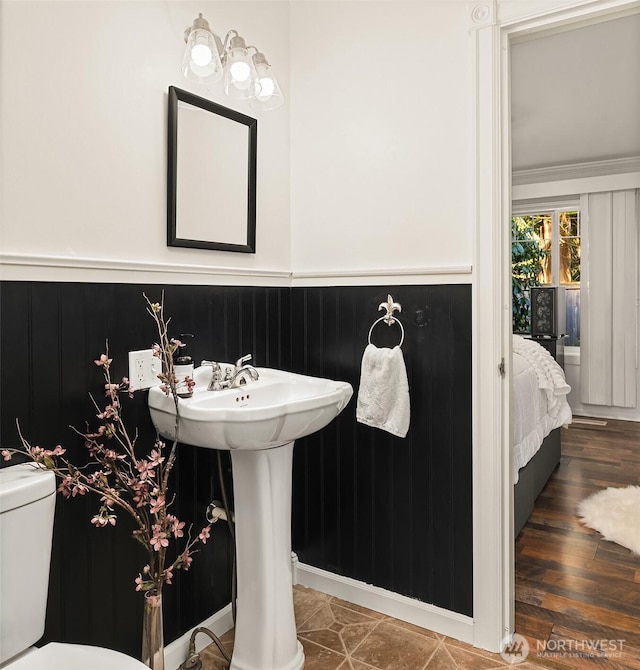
[{"left": 128, "top": 349, "right": 162, "bottom": 391}]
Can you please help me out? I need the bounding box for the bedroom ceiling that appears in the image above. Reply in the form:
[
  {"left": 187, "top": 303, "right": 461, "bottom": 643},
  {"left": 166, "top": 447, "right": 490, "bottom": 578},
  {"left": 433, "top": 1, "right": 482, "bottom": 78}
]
[{"left": 511, "top": 12, "right": 640, "bottom": 172}]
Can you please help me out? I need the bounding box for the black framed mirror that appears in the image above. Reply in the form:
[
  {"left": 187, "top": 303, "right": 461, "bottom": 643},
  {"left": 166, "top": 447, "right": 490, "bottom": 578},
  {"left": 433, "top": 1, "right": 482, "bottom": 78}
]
[{"left": 167, "top": 86, "right": 257, "bottom": 253}]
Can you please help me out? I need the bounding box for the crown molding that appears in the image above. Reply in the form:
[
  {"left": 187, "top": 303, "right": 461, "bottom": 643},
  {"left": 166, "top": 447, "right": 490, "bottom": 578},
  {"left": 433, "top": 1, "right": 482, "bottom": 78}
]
[{"left": 513, "top": 156, "right": 640, "bottom": 186}]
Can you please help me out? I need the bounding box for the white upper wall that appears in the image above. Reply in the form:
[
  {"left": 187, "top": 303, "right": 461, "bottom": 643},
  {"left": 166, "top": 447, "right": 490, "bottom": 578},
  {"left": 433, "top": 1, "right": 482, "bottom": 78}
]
[
  {"left": 4, "top": 0, "right": 624, "bottom": 283},
  {"left": 0, "top": 1, "right": 291, "bottom": 282},
  {"left": 289, "top": 1, "right": 472, "bottom": 275},
  {"left": 2, "top": 1, "right": 474, "bottom": 284}
]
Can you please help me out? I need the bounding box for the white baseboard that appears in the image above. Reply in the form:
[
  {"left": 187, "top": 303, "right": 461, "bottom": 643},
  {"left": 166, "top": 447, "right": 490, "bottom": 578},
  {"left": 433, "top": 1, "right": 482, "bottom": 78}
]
[
  {"left": 164, "top": 555, "right": 478, "bottom": 669},
  {"left": 292, "top": 556, "right": 475, "bottom": 647},
  {"left": 164, "top": 603, "right": 234, "bottom": 670}
]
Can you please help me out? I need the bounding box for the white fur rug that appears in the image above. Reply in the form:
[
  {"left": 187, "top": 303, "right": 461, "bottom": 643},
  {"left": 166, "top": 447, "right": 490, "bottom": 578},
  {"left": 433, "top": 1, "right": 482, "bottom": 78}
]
[{"left": 577, "top": 486, "right": 640, "bottom": 555}]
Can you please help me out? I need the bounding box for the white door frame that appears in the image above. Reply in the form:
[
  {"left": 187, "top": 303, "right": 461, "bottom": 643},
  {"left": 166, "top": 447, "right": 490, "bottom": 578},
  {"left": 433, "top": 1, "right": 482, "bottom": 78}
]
[{"left": 471, "top": 0, "right": 640, "bottom": 653}]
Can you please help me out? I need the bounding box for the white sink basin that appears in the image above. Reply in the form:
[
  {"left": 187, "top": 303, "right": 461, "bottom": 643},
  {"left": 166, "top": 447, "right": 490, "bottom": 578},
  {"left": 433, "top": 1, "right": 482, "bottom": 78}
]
[{"left": 148, "top": 365, "right": 353, "bottom": 450}]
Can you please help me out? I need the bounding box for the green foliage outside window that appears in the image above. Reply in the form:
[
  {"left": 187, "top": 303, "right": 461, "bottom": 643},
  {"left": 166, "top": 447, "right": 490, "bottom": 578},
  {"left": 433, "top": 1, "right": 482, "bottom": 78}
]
[
  {"left": 512, "top": 216, "right": 548, "bottom": 332},
  {"left": 559, "top": 211, "right": 581, "bottom": 284}
]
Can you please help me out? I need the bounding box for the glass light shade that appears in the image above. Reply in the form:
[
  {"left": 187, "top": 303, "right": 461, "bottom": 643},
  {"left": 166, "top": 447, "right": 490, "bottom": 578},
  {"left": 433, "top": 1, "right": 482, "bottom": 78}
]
[
  {"left": 182, "top": 28, "right": 223, "bottom": 83},
  {"left": 224, "top": 45, "right": 259, "bottom": 99},
  {"left": 249, "top": 59, "right": 284, "bottom": 111}
]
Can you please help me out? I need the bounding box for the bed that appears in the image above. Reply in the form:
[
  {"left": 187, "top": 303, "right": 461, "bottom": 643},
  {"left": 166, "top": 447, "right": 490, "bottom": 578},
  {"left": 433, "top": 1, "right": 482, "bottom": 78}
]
[{"left": 512, "top": 335, "right": 572, "bottom": 536}]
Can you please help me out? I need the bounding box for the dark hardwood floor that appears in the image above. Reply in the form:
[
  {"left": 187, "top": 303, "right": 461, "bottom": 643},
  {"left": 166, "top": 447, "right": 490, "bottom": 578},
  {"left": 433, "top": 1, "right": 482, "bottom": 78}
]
[{"left": 515, "top": 418, "right": 640, "bottom": 669}]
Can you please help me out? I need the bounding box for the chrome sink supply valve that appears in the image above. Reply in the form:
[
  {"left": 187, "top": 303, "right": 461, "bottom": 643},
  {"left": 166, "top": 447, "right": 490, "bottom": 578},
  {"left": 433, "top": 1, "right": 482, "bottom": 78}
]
[{"left": 206, "top": 500, "right": 233, "bottom": 524}]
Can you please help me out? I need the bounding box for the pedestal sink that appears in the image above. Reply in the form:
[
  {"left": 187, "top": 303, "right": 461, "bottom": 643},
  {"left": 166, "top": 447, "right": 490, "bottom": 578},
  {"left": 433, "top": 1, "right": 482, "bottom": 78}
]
[{"left": 148, "top": 366, "right": 353, "bottom": 670}]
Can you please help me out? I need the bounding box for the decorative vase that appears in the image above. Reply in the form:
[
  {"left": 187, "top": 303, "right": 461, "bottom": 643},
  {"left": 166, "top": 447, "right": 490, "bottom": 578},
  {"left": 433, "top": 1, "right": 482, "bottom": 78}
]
[{"left": 142, "top": 595, "right": 164, "bottom": 670}]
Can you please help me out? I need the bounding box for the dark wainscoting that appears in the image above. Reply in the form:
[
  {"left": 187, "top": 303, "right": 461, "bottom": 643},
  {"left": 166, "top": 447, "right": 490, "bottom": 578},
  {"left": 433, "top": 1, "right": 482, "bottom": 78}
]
[
  {"left": 0, "top": 282, "right": 291, "bottom": 658},
  {"left": 290, "top": 285, "right": 472, "bottom": 616},
  {"left": 0, "top": 281, "right": 471, "bottom": 658}
]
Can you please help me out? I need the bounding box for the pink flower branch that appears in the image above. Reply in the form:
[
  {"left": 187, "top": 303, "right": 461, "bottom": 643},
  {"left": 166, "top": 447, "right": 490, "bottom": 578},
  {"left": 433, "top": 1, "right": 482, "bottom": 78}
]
[{"left": 2, "top": 295, "right": 211, "bottom": 603}]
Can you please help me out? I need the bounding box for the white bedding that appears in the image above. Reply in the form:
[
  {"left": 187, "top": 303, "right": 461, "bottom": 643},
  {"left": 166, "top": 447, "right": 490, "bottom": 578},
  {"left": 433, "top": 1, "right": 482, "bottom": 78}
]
[{"left": 512, "top": 335, "right": 572, "bottom": 483}]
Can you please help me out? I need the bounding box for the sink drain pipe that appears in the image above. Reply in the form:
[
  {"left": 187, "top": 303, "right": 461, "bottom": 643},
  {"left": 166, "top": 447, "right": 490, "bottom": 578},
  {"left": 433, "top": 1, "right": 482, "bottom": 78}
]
[{"left": 178, "top": 627, "right": 232, "bottom": 670}]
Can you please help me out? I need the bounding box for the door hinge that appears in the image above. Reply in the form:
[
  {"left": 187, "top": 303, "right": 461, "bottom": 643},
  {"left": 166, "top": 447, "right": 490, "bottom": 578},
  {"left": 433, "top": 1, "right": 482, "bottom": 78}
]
[{"left": 498, "top": 358, "right": 506, "bottom": 378}]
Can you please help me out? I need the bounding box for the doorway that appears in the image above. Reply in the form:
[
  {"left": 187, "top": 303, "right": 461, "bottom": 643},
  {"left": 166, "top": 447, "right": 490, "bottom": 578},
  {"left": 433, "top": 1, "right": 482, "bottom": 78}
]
[{"left": 472, "top": 0, "right": 640, "bottom": 654}]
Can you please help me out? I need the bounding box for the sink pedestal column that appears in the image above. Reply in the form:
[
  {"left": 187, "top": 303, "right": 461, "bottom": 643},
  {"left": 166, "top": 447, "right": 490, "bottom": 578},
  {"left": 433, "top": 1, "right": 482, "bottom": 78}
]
[{"left": 229, "top": 442, "right": 304, "bottom": 670}]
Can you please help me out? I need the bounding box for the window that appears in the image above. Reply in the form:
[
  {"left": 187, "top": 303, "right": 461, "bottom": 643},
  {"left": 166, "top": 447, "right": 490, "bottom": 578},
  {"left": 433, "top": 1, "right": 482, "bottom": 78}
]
[{"left": 511, "top": 208, "right": 581, "bottom": 345}]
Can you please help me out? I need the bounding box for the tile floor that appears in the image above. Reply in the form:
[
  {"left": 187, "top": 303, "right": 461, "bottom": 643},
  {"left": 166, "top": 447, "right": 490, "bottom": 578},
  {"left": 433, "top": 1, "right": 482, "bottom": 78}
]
[{"left": 198, "top": 585, "right": 545, "bottom": 670}]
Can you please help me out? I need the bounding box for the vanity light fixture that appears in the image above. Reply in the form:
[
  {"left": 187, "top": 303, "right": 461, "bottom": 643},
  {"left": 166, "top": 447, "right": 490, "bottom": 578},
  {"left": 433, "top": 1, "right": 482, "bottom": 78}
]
[
  {"left": 182, "top": 13, "right": 284, "bottom": 110},
  {"left": 249, "top": 51, "right": 284, "bottom": 111},
  {"left": 182, "top": 14, "right": 223, "bottom": 84},
  {"left": 223, "top": 32, "right": 259, "bottom": 100}
]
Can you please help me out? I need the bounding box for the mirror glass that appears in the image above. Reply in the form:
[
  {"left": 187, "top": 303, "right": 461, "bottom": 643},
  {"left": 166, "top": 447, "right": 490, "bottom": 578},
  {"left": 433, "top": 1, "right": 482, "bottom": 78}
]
[{"left": 168, "top": 86, "right": 257, "bottom": 253}]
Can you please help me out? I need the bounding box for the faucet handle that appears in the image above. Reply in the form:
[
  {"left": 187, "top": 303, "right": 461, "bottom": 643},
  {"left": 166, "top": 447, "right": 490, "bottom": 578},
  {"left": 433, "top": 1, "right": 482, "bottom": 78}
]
[
  {"left": 201, "top": 360, "right": 222, "bottom": 379},
  {"left": 235, "top": 354, "right": 252, "bottom": 368}
]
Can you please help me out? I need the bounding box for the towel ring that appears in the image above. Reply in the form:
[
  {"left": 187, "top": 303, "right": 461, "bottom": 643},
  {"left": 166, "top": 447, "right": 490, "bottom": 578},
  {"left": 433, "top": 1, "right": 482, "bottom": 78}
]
[{"left": 368, "top": 316, "right": 405, "bottom": 348}]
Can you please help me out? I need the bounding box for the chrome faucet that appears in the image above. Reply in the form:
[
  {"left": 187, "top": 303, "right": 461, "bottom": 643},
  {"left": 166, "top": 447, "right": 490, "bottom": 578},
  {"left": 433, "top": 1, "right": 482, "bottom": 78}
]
[
  {"left": 228, "top": 354, "right": 260, "bottom": 388},
  {"left": 200, "top": 354, "right": 259, "bottom": 391}
]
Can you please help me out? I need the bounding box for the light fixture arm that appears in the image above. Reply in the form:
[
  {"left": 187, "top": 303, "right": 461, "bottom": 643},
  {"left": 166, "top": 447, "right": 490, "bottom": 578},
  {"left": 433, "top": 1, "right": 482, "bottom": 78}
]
[
  {"left": 221, "top": 29, "right": 239, "bottom": 54},
  {"left": 252, "top": 51, "right": 271, "bottom": 68},
  {"left": 246, "top": 44, "right": 268, "bottom": 64}
]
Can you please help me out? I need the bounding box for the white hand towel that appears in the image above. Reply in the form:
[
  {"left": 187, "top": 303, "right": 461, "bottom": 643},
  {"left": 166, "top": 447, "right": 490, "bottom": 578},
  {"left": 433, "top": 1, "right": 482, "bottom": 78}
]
[{"left": 356, "top": 344, "right": 410, "bottom": 438}]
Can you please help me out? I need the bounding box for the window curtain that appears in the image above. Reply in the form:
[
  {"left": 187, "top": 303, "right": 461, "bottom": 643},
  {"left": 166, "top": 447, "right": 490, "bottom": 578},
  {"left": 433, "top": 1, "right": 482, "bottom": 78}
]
[{"left": 580, "top": 190, "right": 639, "bottom": 407}]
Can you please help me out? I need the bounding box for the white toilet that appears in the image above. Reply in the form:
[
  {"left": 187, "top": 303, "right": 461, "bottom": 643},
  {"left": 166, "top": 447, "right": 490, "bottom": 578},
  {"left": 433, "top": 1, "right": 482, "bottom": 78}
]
[{"left": 0, "top": 463, "right": 148, "bottom": 669}]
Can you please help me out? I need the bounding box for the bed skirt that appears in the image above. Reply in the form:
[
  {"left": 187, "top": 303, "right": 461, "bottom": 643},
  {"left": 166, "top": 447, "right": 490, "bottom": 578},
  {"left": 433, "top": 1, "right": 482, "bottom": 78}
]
[{"left": 514, "top": 428, "right": 561, "bottom": 537}]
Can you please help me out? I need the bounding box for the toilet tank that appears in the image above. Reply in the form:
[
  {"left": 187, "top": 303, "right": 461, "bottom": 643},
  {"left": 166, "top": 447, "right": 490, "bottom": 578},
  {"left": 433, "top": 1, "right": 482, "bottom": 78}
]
[{"left": 0, "top": 464, "right": 56, "bottom": 665}]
